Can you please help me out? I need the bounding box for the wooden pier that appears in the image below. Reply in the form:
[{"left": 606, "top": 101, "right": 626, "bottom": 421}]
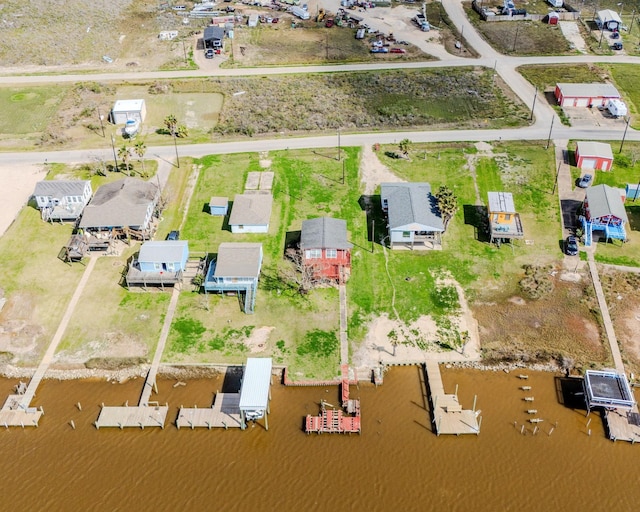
[
  {"left": 425, "top": 361, "right": 480, "bottom": 436},
  {"left": 176, "top": 393, "right": 242, "bottom": 429},
  {"left": 95, "top": 402, "right": 168, "bottom": 429},
  {"left": 604, "top": 405, "right": 640, "bottom": 443},
  {"left": 0, "top": 394, "right": 44, "bottom": 428}
]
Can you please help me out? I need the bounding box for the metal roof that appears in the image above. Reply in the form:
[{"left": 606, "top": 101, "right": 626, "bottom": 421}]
[
  {"left": 229, "top": 193, "right": 273, "bottom": 226},
  {"left": 586, "top": 184, "right": 628, "bottom": 223},
  {"left": 487, "top": 191, "right": 516, "bottom": 213},
  {"left": 556, "top": 83, "right": 620, "bottom": 99},
  {"left": 576, "top": 141, "right": 613, "bottom": 160},
  {"left": 79, "top": 178, "right": 158, "bottom": 229},
  {"left": 380, "top": 182, "right": 444, "bottom": 232},
  {"left": 300, "top": 217, "right": 353, "bottom": 250},
  {"left": 209, "top": 196, "right": 228, "bottom": 207},
  {"left": 239, "top": 358, "right": 272, "bottom": 411},
  {"left": 597, "top": 9, "right": 621, "bottom": 22},
  {"left": 138, "top": 241, "right": 188, "bottom": 263},
  {"left": 33, "top": 180, "right": 90, "bottom": 199},
  {"left": 214, "top": 243, "right": 262, "bottom": 278},
  {"left": 204, "top": 26, "right": 225, "bottom": 41},
  {"left": 112, "top": 99, "right": 145, "bottom": 112}
]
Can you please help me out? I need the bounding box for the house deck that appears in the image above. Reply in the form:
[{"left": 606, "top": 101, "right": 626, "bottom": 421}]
[
  {"left": 425, "top": 361, "right": 480, "bottom": 436},
  {"left": 95, "top": 404, "right": 169, "bottom": 429},
  {"left": 126, "top": 266, "right": 183, "bottom": 287},
  {"left": 176, "top": 393, "right": 242, "bottom": 429},
  {"left": 489, "top": 214, "right": 524, "bottom": 240}
]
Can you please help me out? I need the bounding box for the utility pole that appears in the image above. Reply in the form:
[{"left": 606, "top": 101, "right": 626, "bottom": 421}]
[
  {"left": 173, "top": 130, "right": 180, "bottom": 168},
  {"left": 337, "top": 128, "right": 341, "bottom": 161},
  {"left": 512, "top": 23, "right": 520, "bottom": 52},
  {"left": 530, "top": 86, "right": 537, "bottom": 121},
  {"left": 342, "top": 159, "right": 345, "bottom": 185},
  {"left": 97, "top": 106, "right": 105, "bottom": 137},
  {"left": 599, "top": 23, "right": 605, "bottom": 48},
  {"left": 619, "top": 115, "right": 631, "bottom": 153},
  {"left": 552, "top": 158, "right": 562, "bottom": 195},
  {"left": 182, "top": 39, "right": 187, "bottom": 63},
  {"left": 545, "top": 117, "right": 555, "bottom": 150},
  {"left": 110, "top": 133, "right": 118, "bottom": 172}
]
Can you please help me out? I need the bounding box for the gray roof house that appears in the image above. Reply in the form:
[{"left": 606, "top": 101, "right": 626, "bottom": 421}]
[
  {"left": 126, "top": 240, "right": 190, "bottom": 288},
  {"left": 582, "top": 184, "right": 628, "bottom": 246},
  {"left": 228, "top": 193, "right": 273, "bottom": 234},
  {"left": 33, "top": 180, "right": 92, "bottom": 221},
  {"left": 380, "top": 182, "right": 444, "bottom": 250},
  {"left": 204, "top": 243, "right": 264, "bottom": 313},
  {"left": 204, "top": 26, "right": 225, "bottom": 48},
  {"left": 79, "top": 178, "right": 159, "bottom": 240},
  {"left": 300, "top": 217, "right": 353, "bottom": 281}
]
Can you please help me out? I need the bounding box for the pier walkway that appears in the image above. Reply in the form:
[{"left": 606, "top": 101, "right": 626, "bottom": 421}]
[
  {"left": 424, "top": 360, "right": 480, "bottom": 436},
  {"left": 176, "top": 393, "right": 242, "bottom": 429},
  {"left": 95, "top": 286, "right": 180, "bottom": 429}
]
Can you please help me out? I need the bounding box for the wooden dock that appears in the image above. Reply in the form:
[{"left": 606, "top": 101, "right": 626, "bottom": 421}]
[
  {"left": 95, "top": 403, "right": 169, "bottom": 429},
  {"left": 604, "top": 405, "right": 640, "bottom": 443},
  {"left": 424, "top": 361, "right": 480, "bottom": 436},
  {"left": 176, "top": 393, "right": 242, "bottom": 429},
  {"left": 0, "top": 394, "right": 44, "bottom": 428}
]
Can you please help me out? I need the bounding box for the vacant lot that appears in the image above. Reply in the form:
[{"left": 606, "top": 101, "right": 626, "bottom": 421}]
[{"left": 518, "top": 64, "right": 606, "bottom": 93}]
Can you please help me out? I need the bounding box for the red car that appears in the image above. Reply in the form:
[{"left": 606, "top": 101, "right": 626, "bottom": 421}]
[
  {"left": 390, "top": 48, "right": 406, "bottom": 54},
  {"left": 325, "top": 19, "right": 334, "bottom": 28}
]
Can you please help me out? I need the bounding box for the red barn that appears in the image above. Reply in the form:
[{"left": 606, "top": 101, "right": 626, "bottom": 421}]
[
  {"left": 576, "top": 141, "right": 613, "bottom": 171},
  {"left": 555, "top": 83, "right": 620, "bottom": 108},
  {"left": 300, "top": 217, "right": 352, "bottom": 282}
]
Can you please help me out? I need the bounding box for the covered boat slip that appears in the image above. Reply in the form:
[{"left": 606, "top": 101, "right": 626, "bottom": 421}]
[
  {"left": 239, "top": 358, "right": 273, "bottom": 430},
  {"left": 583, "top": 370, "right": 635, "bottom": 410}
]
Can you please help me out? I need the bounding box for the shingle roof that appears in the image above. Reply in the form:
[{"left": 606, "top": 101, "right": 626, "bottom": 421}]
[
  {"left": 380, "top": 182, "right": 444, "bottom": 232},
  {"left": 214, "top": 243, "right": 262, "bottom": 278},
  {"left": 204, "top": 26, "right": 225, "bottom": 41},
  {"left": 300, "top": 217, "right": 353, "bottom": 250},
  {"left": 33, "top": 180, "right": 90, "bottom": 199},
  {"left": 576, "top": 141, "right": 613, "bottom": 160},
  {"left": 229, "top": 193, "right": 273, "bottom": 226},
  {"left": 138, "top": 241, "right": 188, "bottom": 264},
  {"left": 556, "top": 83, "right": 620, "bottom": 99},
  {"left": 586, "top": 184, "right": 628, "bottom": 223},
  {"left": 79, "top": 178, "right": 158, "bottom": 229},
  {"left": 488, "top": 191, "right": 516, "bottom": 213}
]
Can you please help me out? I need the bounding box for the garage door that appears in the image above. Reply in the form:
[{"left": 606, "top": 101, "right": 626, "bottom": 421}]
[
  {"left": 575, "top": 98, "right": 590, "bottom": 107},
  {"left": 581, "top": 158, "right": 596, "bottom": 169}
]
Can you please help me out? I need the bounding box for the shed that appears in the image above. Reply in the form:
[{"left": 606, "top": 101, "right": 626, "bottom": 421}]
[
  {"left": 547, "top": 11, "right": 559, "bottom": 25},
  {"left": 625, "top": 184, "right": 640, "bottom": 202},
  {"left": 596, "top": 9, "right": 621, "bottom": 31},
  {"left": 203, "top": 26, "right": 225, "bottom": 48},
  {"left": 33, "top": 180, "right": 92, "bottom": 221},
  {"left": 111, "top": 99, "right": 147, "bottom": 125},
  {"left": 554, "top": 83, "right": 620, "bottom": 108},
  {"left": 228, "top": 193, "right": 273, "bottom": 234},
  {"left": 239, "top": 358, "right": 272, "bottom": 429},
  {"left": 575, "top": 141, "right": 613, "bottom": 171},
  {"left": 248, "top": 14, "right": 259, "bottom": 27},
  {"left": 209, "top": 196, "right": 229, "bottom": 216},
  {"left": 380, "top": 182, "right": 444, "bottom": 250}
]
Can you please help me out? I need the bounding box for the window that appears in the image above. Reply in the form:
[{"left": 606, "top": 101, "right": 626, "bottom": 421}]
[
  {"left": 402, "top": 231, "right": 411, "bottom": 238},
  {"left": 305, "top": 249, "right": 321, "bottom": 259},
  {"left": 504, "top": 214, "right": 511, "bottom": 221},
  {"left": 326, "top": 249, "right": 337, "bottom": 259}
]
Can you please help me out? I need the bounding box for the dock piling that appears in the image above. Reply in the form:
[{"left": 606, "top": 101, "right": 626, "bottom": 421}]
[
  {"left": 76, "top": 402, "right": 82, "bottom": 411},
  {"left": 70, "top": 420, "right": 76, "bottom": 430}
]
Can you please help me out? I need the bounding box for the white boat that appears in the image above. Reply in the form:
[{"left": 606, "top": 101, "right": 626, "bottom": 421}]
[{"left": 123, "top": 119, "right": 140, "bottom": 137}]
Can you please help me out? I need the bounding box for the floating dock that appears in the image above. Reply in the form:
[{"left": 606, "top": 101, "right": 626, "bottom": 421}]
[
  {"left": 424, "top": 360, "right": 481, "bottom": 436},
  {"left": 305, "top": 364, "right": 361, "bottom": 434},
  {"left": 95, "top": 402, "right": 168, "bottom": 429},
  {"left": 176, "top": 393, "right": 242, "bottom": 429}
]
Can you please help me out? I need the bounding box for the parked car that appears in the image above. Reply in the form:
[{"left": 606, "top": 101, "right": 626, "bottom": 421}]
[
  {"left": 167, "top": 230, "right": 180, "bottom": 241},
  {"left": 272, "top": 17, "right": 279, "bottom": 23},
  {"left": 577, "top": 173, "right": 593, "bottom": 188},
  {"left": 325, "top": 19, "right": 334, "bottom": 27},
  {"left": 610, "top": 31, "right": 620, "bottom": 39},
  {"left": 205, "top": 49, "right": 214, "bottom": 59},
  {"left": 612, "top": 41, "right": 623, "bottom": 50},
  {"left": 565, "top": 236, "right": 579, "bottom": 256},
  {"left": 370, "top": 47, "right": 389, "bottom": 53},
  {"left": 390, "top": 48, "right": 406, "bottom": 53}
]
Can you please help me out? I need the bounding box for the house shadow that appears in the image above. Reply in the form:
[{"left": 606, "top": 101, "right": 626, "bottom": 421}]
[
  {"left": 567, "top": 150, "right": 577, "bottom": 167},
  {"left": 221, "top": 201, "right": 233, "bottom": 232},
  {"left": 284, "top": 230, "right": 301, "bottom": 253},
  {"left": 221, "top": 366, "right": 243, "bottom": 393},
  {"left": 358, "top": 194, "right": 387, "bottom": 247},
  {"left": 463, "top": 204, "right": 490, "bottom": 243},
  {"left": 544, "top": 90, "right": 558, "bottom": 107},
  {"left": 627, "top": 205, "right": 640, "bottom": 232},
  {"left": 560, "top": 199, "right": 583, "bottom": 232},
  {"left": 554, "top": 376, "right": 587, "bottom": 411}
]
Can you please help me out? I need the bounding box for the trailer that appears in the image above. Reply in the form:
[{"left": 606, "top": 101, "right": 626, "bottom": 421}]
[
  {"left": 607, "top": 99, "right": 628, "bottom": 118},
  {"left": 292, "top": 6, "right": 310, "bottom": 19}
]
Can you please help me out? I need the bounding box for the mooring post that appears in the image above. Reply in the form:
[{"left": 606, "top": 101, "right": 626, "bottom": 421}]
[
  {"left": 472, "top": 395, "right": 477, "bottom": 412},
  {"left": 70, "top": 420, "right": 76, "bottom": 430},
  {"left": 77, "top": 402, "right": 82, "bottom": 412}
]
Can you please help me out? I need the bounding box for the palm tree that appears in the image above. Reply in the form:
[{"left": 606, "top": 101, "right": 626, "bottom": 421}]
[
  {"left": 176, "top": 124, "right": 189, "bottom": 138},
  {"left": 436, "top": 185, "right": 458, "bottom": 232},
  {"left": 134, "top": 140, "right": 147, "bottom": 177},
  {"left": 398, "top": 138, "right": 412, "bottom": 157},
  {"left": 118, "top": 144, "right": 132, "bottom": 175},
  {"left": 164, "top": 114, "right": 178, "bottom": 136}
]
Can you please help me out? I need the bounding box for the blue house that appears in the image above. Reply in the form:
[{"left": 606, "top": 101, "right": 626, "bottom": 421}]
[
  {"left": 204, "top": 243, "right": 263, "bottom": 313},
  {"left": 126, "top": 240, "right": 189, "bottom": 287}
]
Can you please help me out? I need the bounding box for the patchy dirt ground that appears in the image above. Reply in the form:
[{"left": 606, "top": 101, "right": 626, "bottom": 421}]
[{"left": 359, "top": 143, "right": 402, "bottom": 195}]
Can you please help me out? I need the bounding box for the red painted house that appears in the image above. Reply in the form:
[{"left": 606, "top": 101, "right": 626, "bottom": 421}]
[
  {"left": 554, "top": 83, "right": 620, "bottom": 108},
  {"left": 300, "top": 217, "right": 352, "bottom": 282},
  {"left": 575, "top": 141, "right": 613, "bottom": 171}
]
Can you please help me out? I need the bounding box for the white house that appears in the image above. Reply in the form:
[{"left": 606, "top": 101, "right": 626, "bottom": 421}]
[
  {"left": 33, "top": 180, "right": 92, "bottom": 221},
  {"left": 111, "top": 99, "right": 147, "bottom": 124},
  {"left": 228, "top": 193, "right": 273, "bottom": 234}
]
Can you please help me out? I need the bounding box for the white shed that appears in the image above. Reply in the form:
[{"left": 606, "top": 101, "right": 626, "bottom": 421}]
[
  {"left": 111, "top": 99, "right": 147, "bottom": 125},
  {"left": 239, "top": 357, "right": 272, "bottom": 430}
]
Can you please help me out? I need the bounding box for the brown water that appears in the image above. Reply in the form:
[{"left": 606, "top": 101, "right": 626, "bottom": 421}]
[{"left": 1, "top": 367, "right": 638, "bottom": 512}]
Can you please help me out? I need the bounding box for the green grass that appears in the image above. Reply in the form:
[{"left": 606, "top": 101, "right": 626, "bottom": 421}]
[
  {"left": 0, "top": 86, "right": 67, "bottom": 135},
  {"left": 518, "top": 64, "right": 605, "bottom": 92},
  {"left": 609, "top": 64, "right": 640, "bottom": 128}
]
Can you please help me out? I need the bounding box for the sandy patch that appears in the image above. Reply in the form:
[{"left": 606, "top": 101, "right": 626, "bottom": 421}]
[
  {"left": 56, "top": 331, "right": 148, "bottom": 364},
  {"left": 259, "top": 152, "right": 272, "bottom": 169},
  {"left": 0, "top": 164, "right": 48, "bottom": 237},
  {"left": 246, "top": 326, "right": 274, "bottom": 353},
  {"left": 559, "top": 21, "right": 588, "bottom": 54},
  {"left": 359, "top": 144, "right": 402, "bottom": 195}
]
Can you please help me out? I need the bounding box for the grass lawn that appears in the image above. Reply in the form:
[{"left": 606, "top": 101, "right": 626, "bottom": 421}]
[
  {"left": 517, "top": 64, "right": 605, "bottom": 92},
  {"left": 609, "top": 64, "right": 640, "bottom": 129}
]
